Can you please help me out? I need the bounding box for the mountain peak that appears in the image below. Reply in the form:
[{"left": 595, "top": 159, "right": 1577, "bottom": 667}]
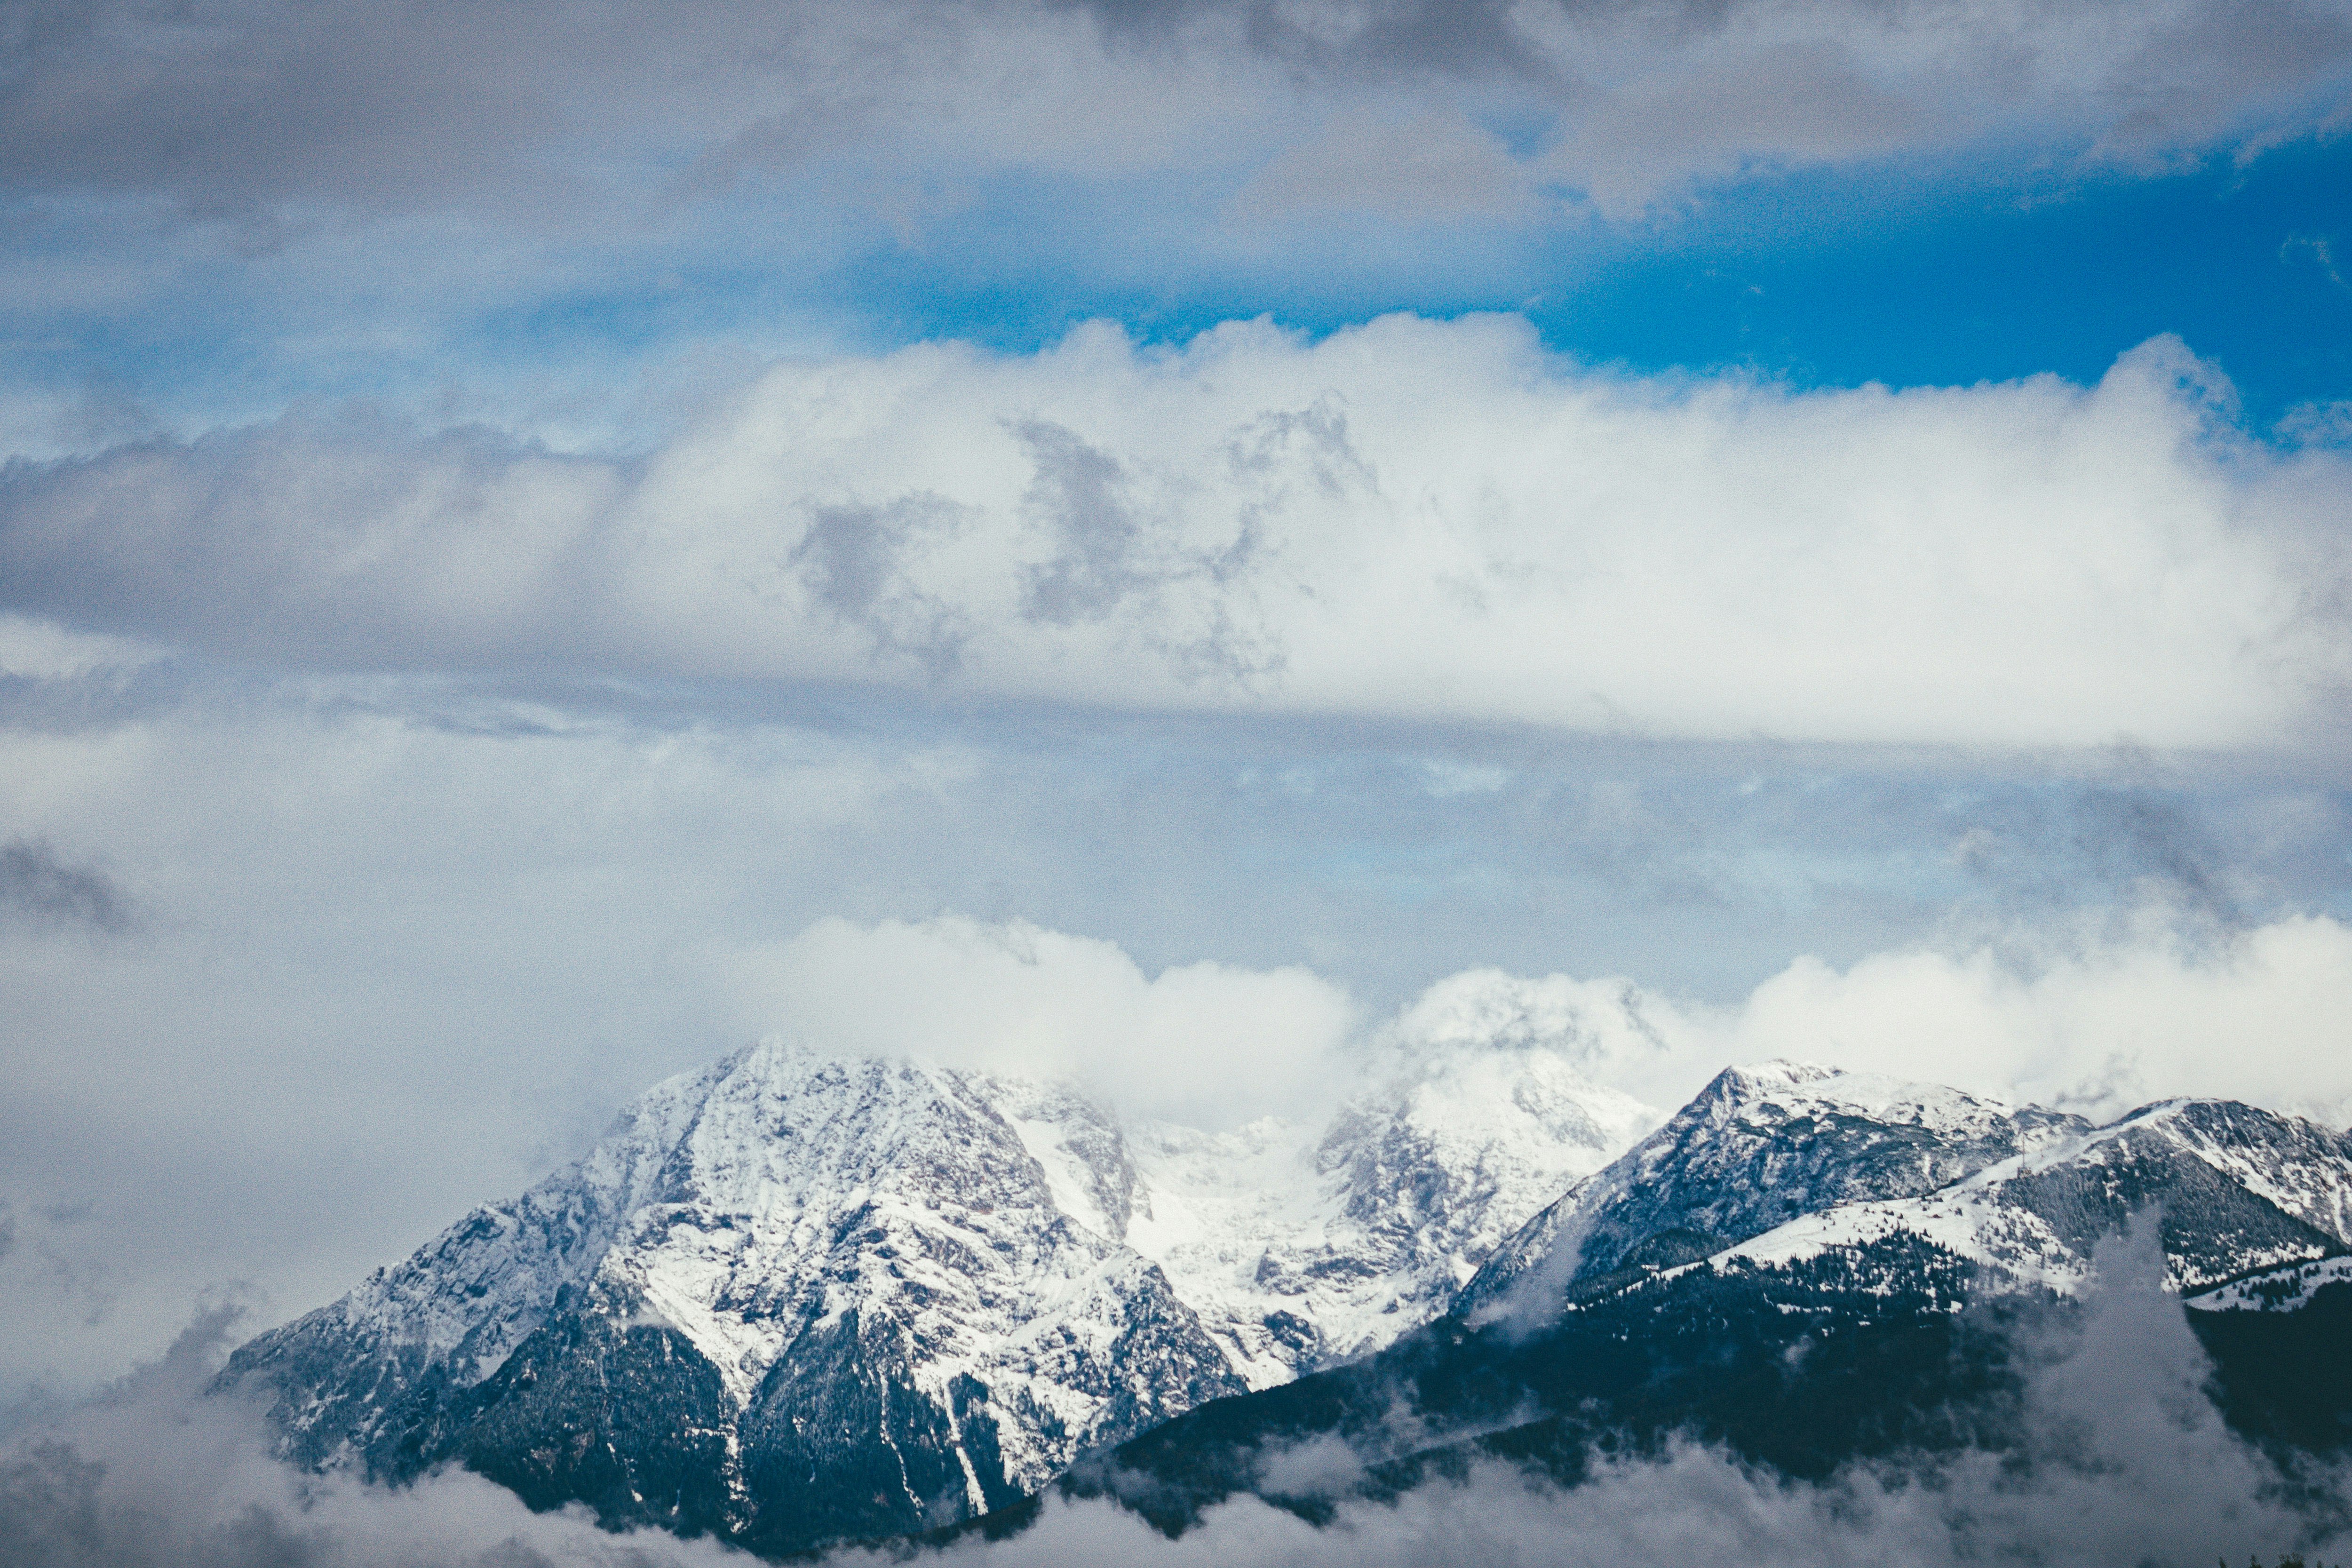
[
  {"left": 1457, "top": 1060, "right": 2087, "bottom": 1325},
  {"left": 221, "top": 1032, "right": 1661, "bottom": 1553}
]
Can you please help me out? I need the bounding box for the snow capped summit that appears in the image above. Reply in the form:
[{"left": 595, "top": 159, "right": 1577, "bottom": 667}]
[
  {"left": 1457, "top": 1059, "right": 2086, "bottom": 1323},
  {"left": 1709, "top": 1093, "right": 2352, "bottom": 1296},
  {"left": 220, "top": 1022, "right": 2352, "bottom": 1561},
  {"left": 226, "top": 1041, "right": 1240, "bottom": 1550},
  {"left": 223, "top": 1028, "right": 1659, "bottom": 1553},
  {"left": 1058, "top": 1073, "right": 2352, "bottom": 1543}
]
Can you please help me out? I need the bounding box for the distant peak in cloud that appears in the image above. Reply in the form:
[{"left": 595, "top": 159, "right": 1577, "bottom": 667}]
[{"left": 708, "top": 905, "right": 2352, "bottom": 1135}]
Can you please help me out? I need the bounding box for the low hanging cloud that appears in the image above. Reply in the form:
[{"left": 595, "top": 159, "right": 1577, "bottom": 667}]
[
  {"left": 721, "top": 915, "right": 1357, "bottom": 1129},
  {"left": 722, "top": 899, "right": 2352, "bottom": 1134},
  {"left": 0, "top": 1307, "right": 755, "bottom": 1568},
  {"left": 1723, "top": 910, "right": 2352, "bottom": 1125},
  {"left": 5, "top": 321, "right": 2346, "bottom": 748},
  {"left": 0, "top": 839, "right": 132, "bottom": 934},
  {"left": 1390, "top": 907, "right": 2352, "bottom": 1127}
]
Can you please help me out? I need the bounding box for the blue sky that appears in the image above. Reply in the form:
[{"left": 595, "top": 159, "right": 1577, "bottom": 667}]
[
  {"left": 3, "top": 0, "right": 2352, "bottom": 1400},
  {"left": 5, "top": 0, "right": 2350, "bottom": 439},
  {"left": 844, "top": 135, "right": 2352, "bottom": 421},
  {"left": 15, "top": 128, "right": 2352, "bottom": 435}
]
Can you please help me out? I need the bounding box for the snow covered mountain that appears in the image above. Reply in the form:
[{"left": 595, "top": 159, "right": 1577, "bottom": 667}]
[
  {"left": 1699, "top": 1094, "right": 2352, "bottom": 1296},
  {"left": 221, "top": 1035, "right": 1654, "bottom": 1553}
]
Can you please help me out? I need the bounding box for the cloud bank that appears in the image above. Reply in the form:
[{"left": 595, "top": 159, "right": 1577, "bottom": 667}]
[
  {"left": 727, "top": 916, "right": 1354, "bottom": 1130},
  {"left": 7, "top": 322, "right": 2346, "bottom": 748}
]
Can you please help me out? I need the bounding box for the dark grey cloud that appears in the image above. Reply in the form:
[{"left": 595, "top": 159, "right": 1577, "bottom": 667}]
[
  {"left": 793, "top": 497, "right": 973, "bottom": 680},
  {"left": 1068, "top": 0, "right": 1560, "bottom": 82},
  {"left": 0, "top": 838, "right": 129, "bottom": 933},
  {"left": 1949, "top": 783, "right": 2244, "bottom": 930},
  {"left": 0, "top": 0, "right": 590, "bottom": 223},
  {"left": 1064, "top": 0, "right": 2352, "bottom": 125},
  {"left": 1017, "top": 421, "right": 1150, "bottom": 628},
  {"left": 1014, "top": 419, "right": 1285, "bottom": 683},
  {"left": 2101, "top": 0, "right": 2352, "bottom": 158},
  {"left": 2070, "top": 788, "right": 2240, "bottom": 922}
]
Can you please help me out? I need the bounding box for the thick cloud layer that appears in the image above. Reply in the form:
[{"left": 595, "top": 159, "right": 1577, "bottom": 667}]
[
  {"left": 7, "top": 323, "right": 2346, "bottom": 747},
  {"left": 1364, "top": 900, "right": 2352, "bottom": 1126}
]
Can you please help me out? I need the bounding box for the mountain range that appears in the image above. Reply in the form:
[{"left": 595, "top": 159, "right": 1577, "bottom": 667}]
[{"left": 219, "top": 1047, "right": 2352, "bottom": 1557}]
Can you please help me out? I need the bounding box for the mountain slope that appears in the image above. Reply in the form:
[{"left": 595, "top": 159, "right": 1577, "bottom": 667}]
[
  {"left": 225, "top": 1043, "right": 1242, "bottom": 1552},
  {"left": 1708, "top": 1096, "right": 2352, "bottom": 1295}
]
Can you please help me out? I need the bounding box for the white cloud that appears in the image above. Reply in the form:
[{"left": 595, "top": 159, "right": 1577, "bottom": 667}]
[
  {"left": 0, "top": 614, "right": 160, "bottom": 682},
  {"left": 8, "top": 323, "right": 2345, "bottom": 748},
  {"left": 1423, "top": 907, "right": 2352, "bottom": 1127},
  {"left": 723, "top": 897, "right": 2352, "bottom": 1138},
  {"left": 1724, "top": 909, "right": 2352, "bottom": 1125},
  {"left": 720, "top": 915, "right": 1357, "bottom": 1128},
  {"left": 1377, "top": 966, "right": 1685, "bottom": 1099}
]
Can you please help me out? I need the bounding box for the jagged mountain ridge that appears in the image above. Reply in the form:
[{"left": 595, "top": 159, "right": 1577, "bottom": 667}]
[
  {"left": 1705, "top": 1095, "right": 2352, "bottom": 1295},
  {"left": 1464, "top": 1064, "right": 2352, "bottom": 1326},
  {"left": 1456, "top": 1060, "right": 2090, "bottom": 1322},
  {"left": 1035, "top": 1060, "right": 2352, "bottom": 1543},
  {"left": 222, "top": 1034, "right": 1653, "bottom": 1553},
  {"left": 228, "top": 1044, "right": 1237, "bottom": 1551}
]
